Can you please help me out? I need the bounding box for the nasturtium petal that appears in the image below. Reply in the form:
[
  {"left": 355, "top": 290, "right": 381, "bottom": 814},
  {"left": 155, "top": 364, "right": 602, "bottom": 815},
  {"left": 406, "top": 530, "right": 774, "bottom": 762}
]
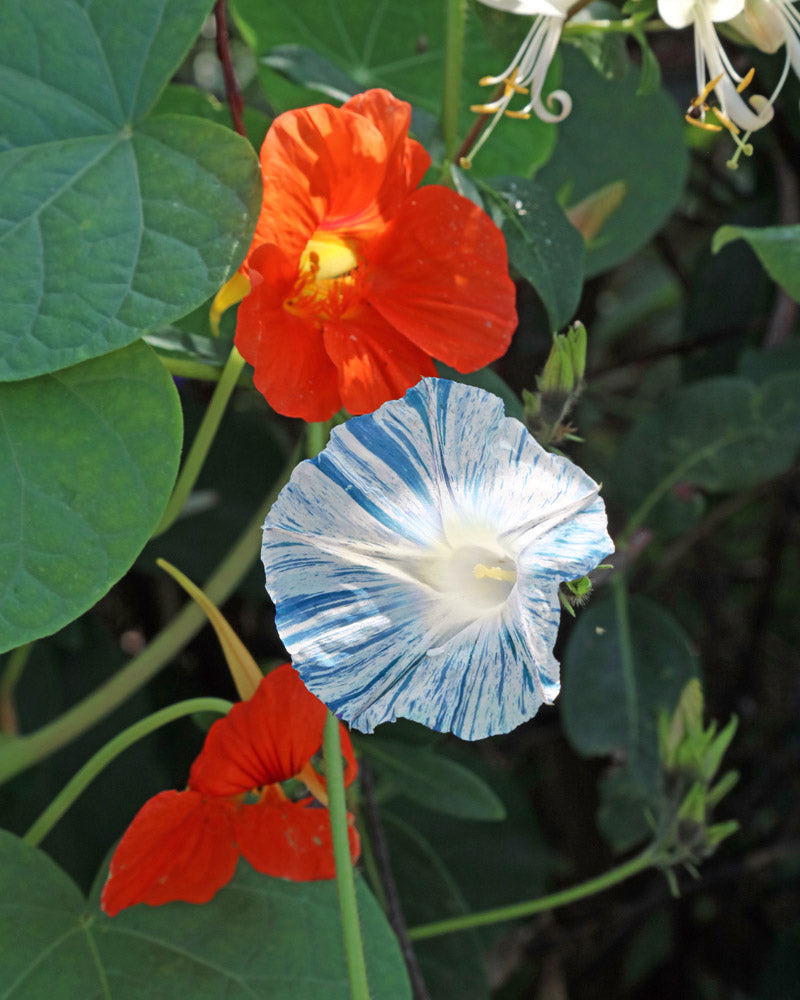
[
  {"left": 0, "top": 341, "right": 182, "bottom": 653},
  {"left": 262, "top": 378, "right": 612, "bottom": 741},
  {"left": 0, "top": 0, "right": 261, "bottom": 381}
]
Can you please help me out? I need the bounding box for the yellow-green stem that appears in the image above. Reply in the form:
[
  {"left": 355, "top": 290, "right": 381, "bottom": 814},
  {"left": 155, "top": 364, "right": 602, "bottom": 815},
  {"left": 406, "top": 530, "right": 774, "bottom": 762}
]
[
  {"left": 442, "top": 0, "right": 468, "bottom": 166},
  {"left": 324, "top": 711, "right": 370, "bottom": 1000},
  {"left": 155, "top": 345, "right": 247, "bottom": 536},
  {"left": 23, "top": 697, "right": 233, "bottom": 847}
]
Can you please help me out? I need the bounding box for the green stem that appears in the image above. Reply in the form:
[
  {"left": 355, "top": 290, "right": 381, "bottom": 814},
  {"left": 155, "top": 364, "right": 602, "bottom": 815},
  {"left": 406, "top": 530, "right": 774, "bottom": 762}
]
[
  {"left": 442, "top": 0, "right": 467, "bottom": 166},
  {"left": 324, "top": 711, "right": 370, "bottom": 1000},
  {"left": 306, "top": 420, "right": 331, "bottom": 459},
  {"left": 0, "top": 642, "right": 34, "bottom": 735},
  {"left": 0, "top": 438, "right": 302, "bottom": 786},
  {"left": 158, "top": 356, "right": 252, "bottom": 384},
  {"left": 23, "top": 697, "right": 233, "bottom": 848},
  {"left": 155, "top": 345, "right": 247, "bottom": 536},
  {"left": 408, "top": 845, "right": 658, "bottom": 940}
]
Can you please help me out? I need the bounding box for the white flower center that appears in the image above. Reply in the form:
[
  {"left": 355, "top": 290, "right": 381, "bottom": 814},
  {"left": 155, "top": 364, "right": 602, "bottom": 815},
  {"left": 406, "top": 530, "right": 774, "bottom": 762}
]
[{"left": 423, "top": 543, "right": 517, "bottom": 614}]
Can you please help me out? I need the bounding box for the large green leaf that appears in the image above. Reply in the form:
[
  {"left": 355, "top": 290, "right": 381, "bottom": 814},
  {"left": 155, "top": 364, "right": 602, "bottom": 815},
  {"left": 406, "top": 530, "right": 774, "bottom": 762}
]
[
  {"left": 713, "top": 224, "right": 800, "bottom": 303},
  {"left": 0, "top": 341, "right": 182, "bottom": 653},
  {"left": 608, "top": 374, "right": 800, "bottom": 534},
  {"left": 0, "top": 830, "right": 411, "bottom": 998},
  {"left": 0, "top": 0, "right": 261, "bottom": 381},
  {"left": 561, "top": 593, "right": 699, "bottom": 843},
  {"left": 484, "top": 176, "right": 585, "bottom": 330},
  {"left": 232, "top": 0, "right": 557, "bottom": 178},
  {"left": 536, "top": 46, "right": 688, "bottom": 276}
]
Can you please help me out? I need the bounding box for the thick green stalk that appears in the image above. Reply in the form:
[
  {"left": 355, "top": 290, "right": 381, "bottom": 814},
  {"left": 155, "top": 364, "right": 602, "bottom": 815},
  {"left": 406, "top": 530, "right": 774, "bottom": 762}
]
[
  {"left": 442, "top": 0, "right": 467, "bottom": 164},
  {"left": 324, "top": 711, "right": 370, "bottom": 1000},
  {"left": 408, "top": 846, "right": 657, "bottom": 940},
  {"left": 0, "top": 439, "right": 302, "bottom": 786},
  {"left": 155, "top": 345, "right": 247, "bottom": 536},
  {"left": 23, "top": 697, "right": 233, "bottom": 848},
  {"left": 157, "top": 356, "right": 252, "bottom": 384}
]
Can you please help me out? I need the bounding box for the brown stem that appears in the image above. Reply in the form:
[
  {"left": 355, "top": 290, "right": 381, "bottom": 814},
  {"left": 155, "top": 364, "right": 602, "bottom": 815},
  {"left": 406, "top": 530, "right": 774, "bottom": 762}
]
[{"left": 214, "top": 0, "right": 247, "bottom": 138}]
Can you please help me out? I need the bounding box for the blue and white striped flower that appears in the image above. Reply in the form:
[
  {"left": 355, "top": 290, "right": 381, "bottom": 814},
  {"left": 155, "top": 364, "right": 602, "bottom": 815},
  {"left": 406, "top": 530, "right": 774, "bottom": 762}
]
[{"left": 262, "top": 378, "right": 613, "bottom": 741}]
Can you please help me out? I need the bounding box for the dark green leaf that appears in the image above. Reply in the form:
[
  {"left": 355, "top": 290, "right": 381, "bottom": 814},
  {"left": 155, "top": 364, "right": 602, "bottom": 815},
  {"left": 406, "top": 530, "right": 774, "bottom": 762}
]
[
  {"left": 0, "top": 830, "right": 411, "bottom": 998},
  {"left": 561, "top": 593, "right": 700, "bottom": 796},
  {"left": 382, "top": 812, "right": 490, "bottom": 1000},
  {"left": 484, "top": 176, "right": 585, "bottom": 330},
  {"left": 536, "top": 47, "right": 687, "bottom": 276},
  {"left": 0, "top": 342, "right": 182, "bottom": 652},
  {"left": 0, "top": 0, "right": 261, "bottom": 381},
  {"left": 358, "top": 738, "right": 506, "bottom": 821},
  {"left": 712, "top": 224, "right": 800, "bottom": 303},
  {"left": 609, "top": 374, "right": 800, "bottom": 533}
]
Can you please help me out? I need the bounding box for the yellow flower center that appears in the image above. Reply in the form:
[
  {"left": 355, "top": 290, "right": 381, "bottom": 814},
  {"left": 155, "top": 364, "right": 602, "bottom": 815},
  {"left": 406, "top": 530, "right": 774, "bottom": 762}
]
[{"left": 286, "top": 232, "right": 362, "bottom": 321}]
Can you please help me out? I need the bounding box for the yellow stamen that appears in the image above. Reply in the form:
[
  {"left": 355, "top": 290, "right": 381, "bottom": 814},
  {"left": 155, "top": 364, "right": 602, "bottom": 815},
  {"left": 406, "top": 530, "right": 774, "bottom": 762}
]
[
  {"left": 473, "top": 563, "right": 517, "bottom": 584},
  {"left": 736, "top": 67, "right": 755, "bottom": 93},
  {"left": 686, "top": 114, "right": 722, "bottom": 132},
  {"left": 504, "top": 110, "right": 531, "bottom": 120}
]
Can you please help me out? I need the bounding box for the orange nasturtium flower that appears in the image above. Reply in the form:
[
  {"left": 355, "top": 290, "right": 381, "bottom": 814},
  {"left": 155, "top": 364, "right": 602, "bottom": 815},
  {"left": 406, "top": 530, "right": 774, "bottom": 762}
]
[
  {"left": 101, "top": 664, "right": 359, "bottom": 916},
  {"left": 224, "top": 88, "right": 518, "bottom": 422}
]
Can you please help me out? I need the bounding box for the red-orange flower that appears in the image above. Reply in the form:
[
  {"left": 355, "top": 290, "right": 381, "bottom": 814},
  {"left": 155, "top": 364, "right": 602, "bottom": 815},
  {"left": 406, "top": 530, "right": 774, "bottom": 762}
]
[
  {"left": 232, "top": 88, "right": 518, "bottom": 421},
  {"left": 101, "top": 664, "right": 359, "bottom": 916}
]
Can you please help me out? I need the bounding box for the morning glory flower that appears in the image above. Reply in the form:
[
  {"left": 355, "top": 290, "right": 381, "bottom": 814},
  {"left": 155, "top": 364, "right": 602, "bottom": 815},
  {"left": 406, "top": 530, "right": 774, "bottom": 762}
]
[
  {"left": 261, "top": 378, "right": 612, "bottom": 741},
  {"left": 467, "top": 0, "right": 573, "bottom": 165},
  {"left": 658, "top": 0, "right": 774, "bottom": 143}
]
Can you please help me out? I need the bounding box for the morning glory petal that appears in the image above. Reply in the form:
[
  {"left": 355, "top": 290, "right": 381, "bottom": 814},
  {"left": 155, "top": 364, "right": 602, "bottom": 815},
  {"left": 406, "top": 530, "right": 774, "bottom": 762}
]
[{"left": 262, "top": 378, "right": 613, "bottom": 740}]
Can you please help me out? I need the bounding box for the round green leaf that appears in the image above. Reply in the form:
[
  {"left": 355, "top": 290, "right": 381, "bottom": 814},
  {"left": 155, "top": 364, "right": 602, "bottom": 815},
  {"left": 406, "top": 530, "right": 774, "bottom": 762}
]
[
  {"left": 0, "top": 0, "right": 261, "bottom": 381},
  {"left": 0, "top": 341, "right": 182, "bottom": 652},
  {"left": 536, "top": 47, "right": 688, "bottom": 277},
  {"left": 0, "top": 831, "right": 411, "bottom": 998}
]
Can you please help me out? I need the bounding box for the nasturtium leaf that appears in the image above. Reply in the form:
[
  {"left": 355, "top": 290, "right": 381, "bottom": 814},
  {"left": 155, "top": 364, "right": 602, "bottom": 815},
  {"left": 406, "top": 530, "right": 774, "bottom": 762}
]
[
  {"left": 232, "top": 0, "right": 557, "bottom": 177},
  {"left": 536, "top": 46, "right": 687, "bottom": 276},
  {"left": 608, "top": 374, "right": 800, "bottom": 534},
  {"left": 0, "top": 341, "right": 182, "bottom": 653},
  {"left": 358, "top": 738, "right": 506, "bottom": 822},
  {"left": 561, "top": 593, "right": 699, "bottom": 800},
  {"left": 0, "top": 830, "right": 411, "bottom": 999},
  {"left": 0, "top": 0, "right": 261, "bottom": 382},
  {"left": 484, "top": 176, "right": 585, "bottom": 330},
  {"left": 712, "top": 224, "right": 800, "bottom": 303}
]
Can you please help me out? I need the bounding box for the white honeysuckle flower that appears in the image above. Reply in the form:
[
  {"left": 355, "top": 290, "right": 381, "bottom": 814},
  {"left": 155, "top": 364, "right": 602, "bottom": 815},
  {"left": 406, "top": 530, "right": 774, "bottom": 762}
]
[
  {"left": 729, "top": 0, "right": 800, "bottom": 82},
  {"left": 261, "top": 378, "right": 613, "bottom": 742},
  {"left": 466, "top": 0, "right": 574, "bottom": 165},
  {"left": 658, "top": 0, "right": 775, "bottom": 140}
]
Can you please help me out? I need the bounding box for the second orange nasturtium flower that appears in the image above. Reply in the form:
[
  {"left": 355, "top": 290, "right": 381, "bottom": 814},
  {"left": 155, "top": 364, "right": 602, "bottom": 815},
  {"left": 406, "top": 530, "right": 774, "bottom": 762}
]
[
  {"left": 228, "top": 88, "right": 517, "bottom": 421},
  {"left": 101, "top": 664, "right": 359, "bottom": 916}
]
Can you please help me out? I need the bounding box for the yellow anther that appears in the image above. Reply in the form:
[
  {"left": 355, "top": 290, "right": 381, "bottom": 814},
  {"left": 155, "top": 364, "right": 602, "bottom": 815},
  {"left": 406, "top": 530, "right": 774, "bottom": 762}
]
[
  {"left": 473, "top": 563, "right": 517, "bottom": 583},
  {"left": 736, "top": 67, "right": 755, "bottom": 93},
  {"left": 692, "top": 71, "right": 725, "bottom": 108},
  {"left": 505, "top": 109, "right": 532, "bottom": 120},
  {"left": 712, "top": 108, "right": 740, "bottom": 135},
  {"left": 470, "top": 102, "right": 501, "bottom": 114},
  {"left": 686, "top": 114, "right": 722, "bottom": 132}
]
